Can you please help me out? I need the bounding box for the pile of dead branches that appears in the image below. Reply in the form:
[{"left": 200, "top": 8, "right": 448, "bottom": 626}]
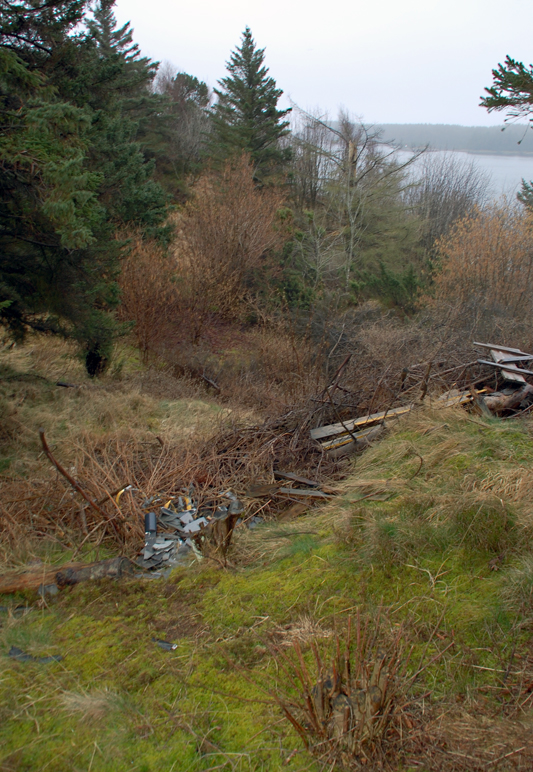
[{"left": 0, "top": 411, "right": 343, "bottom": 557}]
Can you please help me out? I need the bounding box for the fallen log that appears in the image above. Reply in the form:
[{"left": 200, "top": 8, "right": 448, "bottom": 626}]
[
  {"left": 0, "top": 557, "right": 134, "bottom": 595},
  {"left": 482, "top": 384, "right": 533, "bottom": 413}
]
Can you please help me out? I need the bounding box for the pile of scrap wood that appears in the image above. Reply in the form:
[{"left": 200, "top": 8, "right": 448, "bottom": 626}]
[
  {"left": 310, "top": 342, "right": 533, "bottom": 457},
  {"left": 473, "top": 342, "right": 533, "bottom": 413}
]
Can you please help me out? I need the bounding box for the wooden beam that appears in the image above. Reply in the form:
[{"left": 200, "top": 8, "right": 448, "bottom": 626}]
[{"left": 310, "top": 404, "right": 413, "bottom": 441}]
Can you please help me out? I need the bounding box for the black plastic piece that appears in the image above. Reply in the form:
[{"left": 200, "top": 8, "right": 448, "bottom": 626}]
[{"left": 144, "top": 512, "right": 157, "bottom": 535}]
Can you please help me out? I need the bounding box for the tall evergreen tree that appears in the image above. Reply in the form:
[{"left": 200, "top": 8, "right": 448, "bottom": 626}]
[
  {"left": 59, "top": 0, "right": 168, "bottom": 233},
  {"left": 211, "top": 27, "right": 290, "bottom": 179},
  {"left": 0, "top": 0, "right": 169, "bottom": 374}
]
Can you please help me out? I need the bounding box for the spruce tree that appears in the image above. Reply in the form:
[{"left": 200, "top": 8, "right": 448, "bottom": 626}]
[
  {"left": 0, "top": 0, "right": 169, "bottom": 374},
  {"left": 212, "top": 27, "right": 290, "bottom": 179},
  {"left": 481, "top": 56, "right": 533, "bottom": 122}
]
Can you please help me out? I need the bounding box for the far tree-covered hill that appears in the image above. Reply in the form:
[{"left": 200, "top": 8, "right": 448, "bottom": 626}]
[{"left": 378, "top": 123, "right": 533, "bottom": 155}]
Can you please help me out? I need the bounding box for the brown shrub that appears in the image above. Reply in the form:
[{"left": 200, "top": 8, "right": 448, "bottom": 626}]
[
  {"left": 433, "top": 202, "right": 533, "bottom": 320},
  {"left": 171, "top": 154, "right": 285, "bottom": 341},
  {"left": 118, "top": 156, "right": 286, "bottom": 368},
  {"left": 117, "top": 231, "right": 178, "bottom": 362}
]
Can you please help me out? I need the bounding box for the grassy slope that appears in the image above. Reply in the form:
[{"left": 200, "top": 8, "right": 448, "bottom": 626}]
[{"left": 2, "top": 345, "right": 533, "bottom": 770}]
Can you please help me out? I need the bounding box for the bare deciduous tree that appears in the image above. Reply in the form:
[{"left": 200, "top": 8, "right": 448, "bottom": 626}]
[
  {"left": 289, "top": 107, "right": 420, "bottom": 295},
  {"left": 153, "top": 62, "right": 212, "bottom": 181},
  {"left": 404, "top": 151, "right": 491, "bottom": 255}
]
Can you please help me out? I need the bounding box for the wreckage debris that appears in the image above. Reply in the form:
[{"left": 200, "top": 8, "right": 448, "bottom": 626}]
[
  {"left": 38, "top": 583, "right": 59, "bottom": 598},
  {"left": 136, "top": 489, "right": 245, "bottom": 571},
  {"left": 152, "top": 638, "right": 178, "bottom": 651},
  {"left": 23, "top": 340, "right": 533, "bottom": 578},
  {"left": 474, "top": 342, "right": 533, "bottom": 383},
  {"left": 0, "top": 605, "right": 29, "bottom": 616},
  {"left": 309, "top": 341, "right": 533, "bottom": 457}
]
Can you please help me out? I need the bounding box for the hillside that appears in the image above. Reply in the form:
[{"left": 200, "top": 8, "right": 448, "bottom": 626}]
[
  {"left": 2, "top": 340, "right": 533, "bottom": 771},
  {"left": 379, "top": 123, "right": 533, "bottom": 155}
]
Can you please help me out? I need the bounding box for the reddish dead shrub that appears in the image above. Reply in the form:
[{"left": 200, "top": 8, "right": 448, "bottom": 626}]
[
  {"left": 118, "top": 231, "right": 178, "bottom": 361},
  {"left": 171, "top": 154, "right": 285, "bottom": 340}
]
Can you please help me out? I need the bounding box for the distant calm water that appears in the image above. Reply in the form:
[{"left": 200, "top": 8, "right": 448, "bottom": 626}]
[{"left": 403, "top": 149, "right": 533, "bottom": 198}]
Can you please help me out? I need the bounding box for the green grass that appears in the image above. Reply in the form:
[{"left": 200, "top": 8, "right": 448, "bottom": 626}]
[
  {"left": 3, "top": 349, "right": 533, "bottom": 769},
  {"left": 0, "top": 534, "right": 529, "bottom": 769}
]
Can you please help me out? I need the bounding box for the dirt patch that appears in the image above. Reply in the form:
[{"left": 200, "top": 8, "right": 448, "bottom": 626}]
[{"left": 152, "top": 598, "right": 208, "bottom": 641}]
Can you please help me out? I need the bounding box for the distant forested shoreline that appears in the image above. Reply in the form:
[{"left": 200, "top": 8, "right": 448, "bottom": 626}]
[{"left": 378, "top": 123, "right": 533, "bottom": 155}]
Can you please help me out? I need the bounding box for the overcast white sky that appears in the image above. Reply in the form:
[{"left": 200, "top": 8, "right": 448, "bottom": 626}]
[{"left": 114, "top": 0, "right": 533, "bottom": 127}]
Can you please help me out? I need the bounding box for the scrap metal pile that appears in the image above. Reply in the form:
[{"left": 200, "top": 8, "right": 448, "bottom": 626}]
[
  {"left": 136, "top": 489, "right": 244, "bottom": 572},
  {"left": 136, "top": 474, "right": 340, "bottom": 572}
]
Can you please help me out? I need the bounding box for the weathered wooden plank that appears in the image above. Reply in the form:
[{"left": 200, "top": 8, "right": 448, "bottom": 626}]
[
  {"left": 319, "top": 425, "right": 384, "bottom": 451},
  {"left": 478, "top": 358, "right": 533, "bottom": 376},
  {"left": 477, "top": 358, "right": 528, "bottom": 383},
  {"left": 277, "top": 488, "right": 333, "bottom": 499},
  {"left": 473, "top": 342, "right": 533, "bottom": 357},
  {"left": 499, "top": 355, "right": 533, "bottom": 364},
  {"left": 273, "top": 470, "right": 320, "bottom": 487},
  {"left": 433, "top": 387, "right": 490, "bottom": 408},
  {"left": 324, "top": 426, "right": 385, "bottom": 458},
  {"left": 310, "top": 404, "right": 413, "bottom": 441}
]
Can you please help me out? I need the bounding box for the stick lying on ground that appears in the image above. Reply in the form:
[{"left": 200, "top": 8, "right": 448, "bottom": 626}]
[{"left": 39, "top": 429, "right": 111, "bottom": 522}]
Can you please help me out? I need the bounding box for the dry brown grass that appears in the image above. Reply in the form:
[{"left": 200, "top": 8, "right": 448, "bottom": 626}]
[
  {"left": 413, "top": 709, "right": 533, "bottom": 770},
  {"left": 0, "top": 400, "right": 345, "bottom": 561},
  {"left": 60, "top": 689, "right": 119, "bottom": 722},
  {"left": 271, "top": 616, "right": 334, "bottom": 648}
]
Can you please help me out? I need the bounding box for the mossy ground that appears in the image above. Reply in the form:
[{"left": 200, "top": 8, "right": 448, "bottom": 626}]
[{"left": 2, "top": 343, "right": 533, "bottom": 770}]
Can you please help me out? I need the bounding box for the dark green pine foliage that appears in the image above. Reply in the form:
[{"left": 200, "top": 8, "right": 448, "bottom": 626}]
[
  {"left": 0, "top": 0, "right": 111, "bottom": 362},
  {"left": 481, "top": 55, "right": 533, "bottom": 215},
  {"left": 64, "top": 0, "right": 169, "bottom": 235},
  {"left": 481, "top": 56, "right": 533, "bottom": 122},
  {"left": 0, "top": 0, "right": 169, "bottom": 374},
  {"left": 212, "top": 27, "right": 291, "bottom": 179}
]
